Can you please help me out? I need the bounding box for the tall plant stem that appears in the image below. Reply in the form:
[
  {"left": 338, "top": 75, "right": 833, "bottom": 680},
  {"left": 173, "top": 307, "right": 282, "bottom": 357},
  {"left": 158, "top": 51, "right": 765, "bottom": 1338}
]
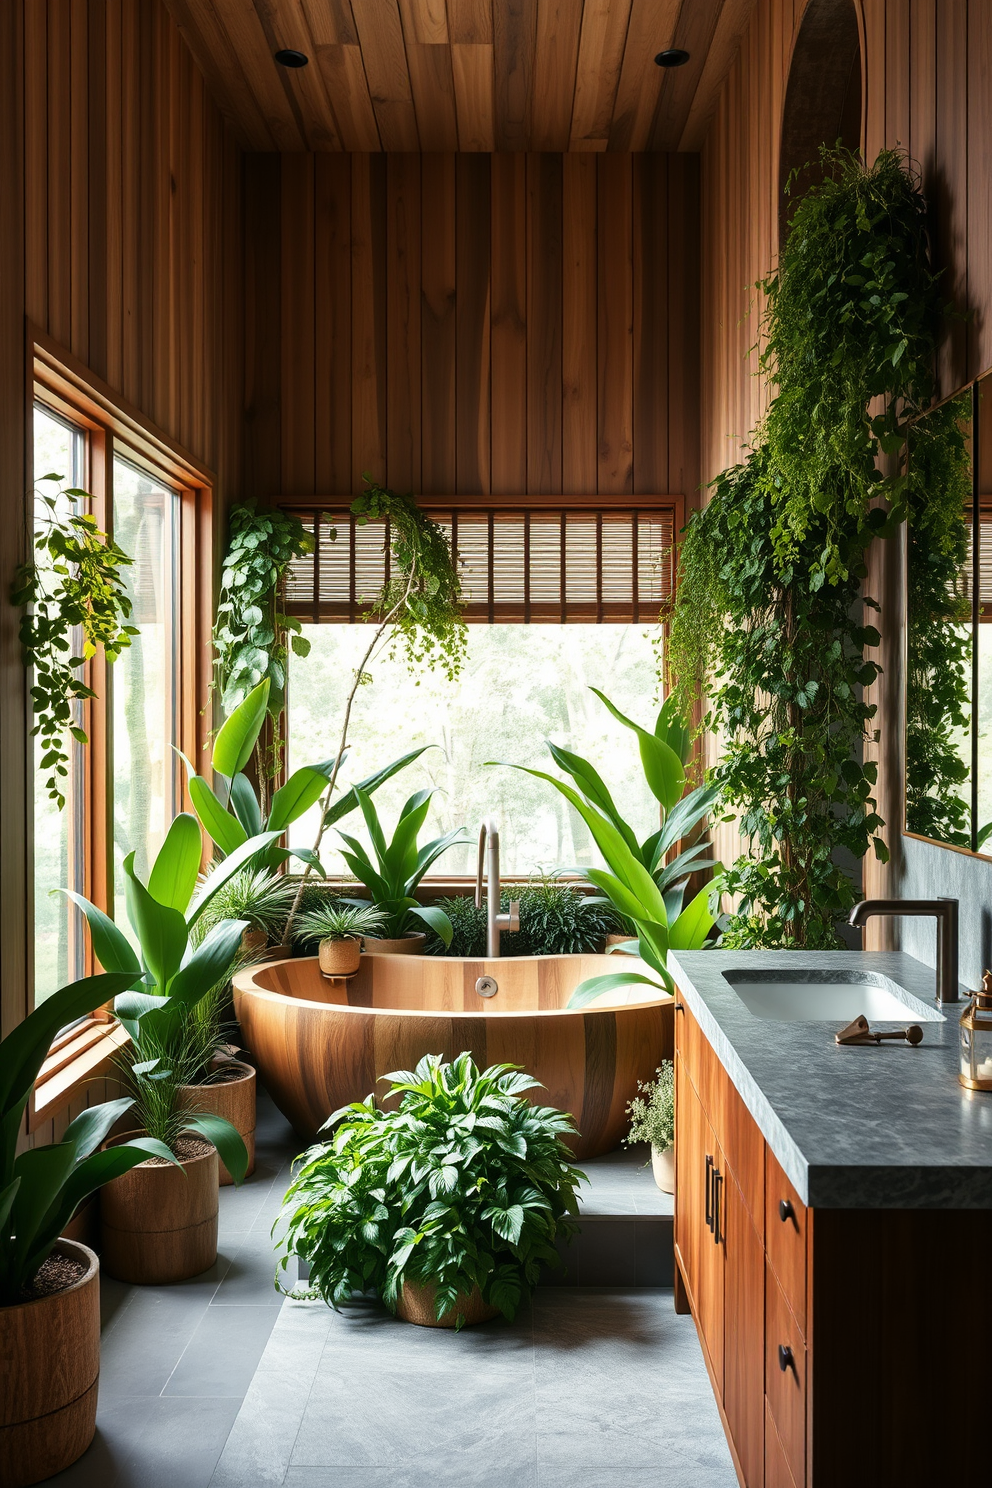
[{"left": 280, "top": 570, "right": 417, "bottom": 944}]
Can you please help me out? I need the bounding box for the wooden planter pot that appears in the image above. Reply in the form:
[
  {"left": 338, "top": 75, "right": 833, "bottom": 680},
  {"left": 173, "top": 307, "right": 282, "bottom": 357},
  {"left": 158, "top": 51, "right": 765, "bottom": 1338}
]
[
  {"left": 100, "top": 1133, "right": 219, "bottom": 1284},
  {"left": 318, "top": 937, "right": 362, "bottom": 977},
  {"left": 0, "top": 1239, "right": 100, "bottom": 1487},
  {"left": 396, "top": 1279, "right": 500, "bottom": 1328},
  {"left": 178, "top": 1062, "right": 256, "bottom": 1185},
  {"left": 362, "top": 933, "right": 426, "bottom": 956}
]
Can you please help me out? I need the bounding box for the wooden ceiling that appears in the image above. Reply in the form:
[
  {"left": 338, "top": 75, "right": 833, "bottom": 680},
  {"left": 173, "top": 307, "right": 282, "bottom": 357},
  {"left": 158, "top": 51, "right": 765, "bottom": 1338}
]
[{"left": 164, "top": 0, "right": 755, "bottom": 154}]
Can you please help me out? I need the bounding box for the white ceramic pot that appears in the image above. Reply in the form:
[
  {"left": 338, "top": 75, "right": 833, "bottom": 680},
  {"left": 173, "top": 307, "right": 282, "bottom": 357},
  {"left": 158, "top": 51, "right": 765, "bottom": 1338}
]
[{"left": 651, "top": 1144, "right": 675, "bottom": 1193}]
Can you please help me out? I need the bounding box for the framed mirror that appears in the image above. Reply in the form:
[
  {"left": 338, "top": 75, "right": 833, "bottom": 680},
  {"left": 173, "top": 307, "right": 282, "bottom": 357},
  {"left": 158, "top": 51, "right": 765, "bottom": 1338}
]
[{"left": 905, "top": 373, "right": 992, "bottom": 853}]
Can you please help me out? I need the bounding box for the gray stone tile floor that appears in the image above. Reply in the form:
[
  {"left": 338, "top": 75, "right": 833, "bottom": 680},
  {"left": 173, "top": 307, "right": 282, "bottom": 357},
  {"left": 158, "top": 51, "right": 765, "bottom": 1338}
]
[{"left": 46, "top": 1091, "right": 732, "bottom": 1488}]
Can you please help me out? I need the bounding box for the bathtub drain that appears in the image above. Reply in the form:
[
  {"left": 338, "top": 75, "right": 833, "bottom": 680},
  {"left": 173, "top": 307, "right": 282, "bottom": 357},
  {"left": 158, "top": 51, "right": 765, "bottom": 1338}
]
[{"left": 475, "top": 976, "right": 498, "bottom": 999}]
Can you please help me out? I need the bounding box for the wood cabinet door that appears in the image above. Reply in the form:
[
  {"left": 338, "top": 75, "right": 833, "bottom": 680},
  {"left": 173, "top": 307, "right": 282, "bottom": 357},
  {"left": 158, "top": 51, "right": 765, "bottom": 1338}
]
[
  {"left": 723, "top": 1165, "right": 765, "bottom": 1488},
  {"left": 675, "top": 1054, "right": 725, "bottom": 1379}
]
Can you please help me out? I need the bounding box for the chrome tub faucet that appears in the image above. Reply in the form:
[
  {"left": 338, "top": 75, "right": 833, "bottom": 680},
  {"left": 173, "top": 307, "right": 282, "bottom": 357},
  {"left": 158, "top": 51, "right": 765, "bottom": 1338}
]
[
  {"left": 848, "top": 897, "right": 959, "bottom": 1003},
  {"left": 475, "top": 819, "right": 520, "bottom": 958}
]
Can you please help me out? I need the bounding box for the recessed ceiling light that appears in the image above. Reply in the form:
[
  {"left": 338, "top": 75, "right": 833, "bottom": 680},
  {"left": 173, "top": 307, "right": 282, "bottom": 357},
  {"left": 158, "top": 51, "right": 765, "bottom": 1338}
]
[
  {"left": 274, "top": 49, "right": 309, "bottom": 68},
  {"left": 655, "top": 48, "right": 690, "bottom": 68}
]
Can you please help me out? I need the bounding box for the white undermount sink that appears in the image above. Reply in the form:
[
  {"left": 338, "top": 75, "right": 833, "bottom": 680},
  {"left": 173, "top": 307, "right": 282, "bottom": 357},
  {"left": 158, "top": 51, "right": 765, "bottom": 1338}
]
[{"left": 723, "top": 970, "right": 945, "bottom": 1023}]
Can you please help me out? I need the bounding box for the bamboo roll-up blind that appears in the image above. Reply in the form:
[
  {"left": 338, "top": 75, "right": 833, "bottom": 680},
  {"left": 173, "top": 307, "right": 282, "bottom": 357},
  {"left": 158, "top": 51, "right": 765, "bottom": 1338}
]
[{"left": 280, "top": 500, "right": 678, "bottom": 624}]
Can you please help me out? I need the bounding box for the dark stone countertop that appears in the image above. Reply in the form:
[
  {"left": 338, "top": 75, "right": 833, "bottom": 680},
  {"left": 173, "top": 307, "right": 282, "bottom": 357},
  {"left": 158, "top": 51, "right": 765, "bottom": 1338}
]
[{"left": 667, "top": 950, "right": 992, "bottom": 1209}]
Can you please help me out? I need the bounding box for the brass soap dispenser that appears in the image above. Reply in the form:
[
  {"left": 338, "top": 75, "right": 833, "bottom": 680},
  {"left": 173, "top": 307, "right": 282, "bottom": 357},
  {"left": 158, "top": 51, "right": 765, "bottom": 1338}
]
[{"left": 959, "top": 970, "right": 992, "bottom": 1091}]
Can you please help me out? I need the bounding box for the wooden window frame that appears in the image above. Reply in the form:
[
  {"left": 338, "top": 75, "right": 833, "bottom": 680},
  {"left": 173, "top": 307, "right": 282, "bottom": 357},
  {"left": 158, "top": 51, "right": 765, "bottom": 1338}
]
[{"left": 27, "top": 329, "right": 215, "bottom": 1128}]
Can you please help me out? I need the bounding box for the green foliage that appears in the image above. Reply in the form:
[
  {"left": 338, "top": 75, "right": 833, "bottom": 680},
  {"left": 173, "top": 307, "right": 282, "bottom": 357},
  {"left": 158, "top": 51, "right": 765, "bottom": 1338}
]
[
  {"left": 905, "top": 396, "right": 972, "bottom": 846},
  {"left": 191, "top": 866, "right": 297, "bottom": 943},
  {"left": 625, "top": 1061, "right": 674, "bottom": 1153},
  {"left": 212, "top": 502, "right": 313, "bottom": 725},
  {"left": 491, "top": 690, "right": 720, "bottom": 1002},
  {"left": 68, "top": 815, "right": 280, "bottom": 1179},
  {"left": 0, "top": 972, "right": 178, "bottom": 1302},
  {"left": 424, "top": 882, "right": 625, "bottom": 958},
  {"left": 296, "top": 901, "right": 389, "bottom": 943},
  {"left": 274, "top": 1053, "right": 583, "bottom": 1326},
  {"left": 353, "top": 478, "right": 467, "bottom": 682},
  {"left": 669, "top": 148, "right": 951, "bottom": 948},
  {"left": 337, "top": 789, "right": 466, "bottom": 944},
  {"left": 13, "top": 482, "right": 137, "bottom": 808}
]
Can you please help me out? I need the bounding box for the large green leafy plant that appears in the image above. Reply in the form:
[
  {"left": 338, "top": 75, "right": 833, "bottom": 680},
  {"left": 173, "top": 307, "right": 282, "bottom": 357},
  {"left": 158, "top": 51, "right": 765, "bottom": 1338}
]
[
  {"left": 338, "top": 790, "right": 465, "bottom": 946},
  {"left": 669, "top": 147, "right": 954, "bottom": 947},
  {"left": 66, "top": 815, "right": 280, "bottom": 1178},
  {"left": 0, "top": 973, "right": 178, "bottom": 1303},
  {"left": 492, "top": 690, "right": 720, "bottom": 1004},
  {"left": 275, "top": 1053, "right": 582, "bottom": 1327},
  {"left": 425, "top": 881, "right": 626, "bottom": 957},
  {"left": 13, "top": 480, "right": 136, "bottom": 807}
]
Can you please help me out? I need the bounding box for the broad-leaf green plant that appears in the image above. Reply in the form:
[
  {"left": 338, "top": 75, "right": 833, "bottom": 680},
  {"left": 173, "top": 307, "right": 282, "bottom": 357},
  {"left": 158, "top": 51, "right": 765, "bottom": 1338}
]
[
  {"left": 490, "top": 691, "right": 720, "bottom": 1006},
  {"left": 274, "top": 1053, "right": 583, "bottom": 1327},
  {"left": 338, "top": 790, "right": 466, "bottom": 947},
  {"left": 0, "top": 972, "right": 179, "bottom": 1303},
  {"left": 66, "top": 815, "right": 281, "bottom": 1180}
]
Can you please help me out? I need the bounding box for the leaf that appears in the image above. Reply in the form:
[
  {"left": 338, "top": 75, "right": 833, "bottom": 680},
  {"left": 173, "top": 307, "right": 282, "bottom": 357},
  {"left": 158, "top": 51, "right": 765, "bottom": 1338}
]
[
  {"left": 186, "top": 830, "right": 283, "bottom": 925},
  {"left": 668, "top": 875, "right": 722, "bottom": 951},
  {"left": 590, "top": 688, "right": 686, "bottom": 810},
  {"left": 187, "top": 774, "right": 248, "bottom": 856},
  {"left": 181, "top": 1112, "right": 249, "bottom": 1185},
  {"left": 409, "top": 904, "right": 454, "bottom": 947},
  {"left": 168, "top": 918, "right": 248, "bottom": 1008},
  {"left": 59, "top": 892, "right": 142, "bottom": 976},
  {"left": 322, "top": 748, "right": 432, "bottom": 828},
  {"left": 212, "top": 679, "right": 271, "bottom": 779},
  {"left": 267, "top": 765, "right": 333, "bottom": 833},
  {"left": 123, "top": 853, "right": 189, "bottom": 992},
  {"left": 61, "top": 1097, "right": 134, "bottom": 1163},
  {"left": 566, "top": 972, "right": 667, "bottom": 1010},
  {"left": 229, "top": 773, "right": 263, "bottom": 836},
  {"left": 147, "top": 813, "right": 203, "bottom": 913}
]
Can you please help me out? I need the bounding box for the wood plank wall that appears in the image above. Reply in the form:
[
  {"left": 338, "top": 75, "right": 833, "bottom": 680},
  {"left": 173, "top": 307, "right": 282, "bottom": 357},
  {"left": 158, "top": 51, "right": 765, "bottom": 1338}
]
[
  {"left": 244, "top": 152, "right": 701, "bottom": 504},
  {"left": 697, "top": 0, "right": 992, "bottom": 908},
  {"left": 1, "top": 0, "right": 243, "bottom": 1151}
]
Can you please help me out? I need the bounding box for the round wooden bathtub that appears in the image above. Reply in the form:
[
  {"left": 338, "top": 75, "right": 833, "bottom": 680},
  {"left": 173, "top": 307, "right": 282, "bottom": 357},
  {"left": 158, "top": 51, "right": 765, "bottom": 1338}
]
[{"left": 233, "top": 953, "right": 673, "bottom": 1159}]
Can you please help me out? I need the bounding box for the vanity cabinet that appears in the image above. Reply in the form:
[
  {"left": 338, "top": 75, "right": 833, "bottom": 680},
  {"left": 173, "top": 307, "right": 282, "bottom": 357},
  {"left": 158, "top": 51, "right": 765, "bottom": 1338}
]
[{"left": 673, "top": 995, "right": 992, "bottom": 1488}]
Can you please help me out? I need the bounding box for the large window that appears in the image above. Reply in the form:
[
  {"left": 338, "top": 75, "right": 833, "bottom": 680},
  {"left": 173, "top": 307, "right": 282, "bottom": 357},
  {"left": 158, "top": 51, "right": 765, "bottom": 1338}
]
[
  {"left": 32, "top": 405, "right": 87, "bottom": 1004},
  {"left": 287, "top": 623, "right": 660, "bottom": 876}
]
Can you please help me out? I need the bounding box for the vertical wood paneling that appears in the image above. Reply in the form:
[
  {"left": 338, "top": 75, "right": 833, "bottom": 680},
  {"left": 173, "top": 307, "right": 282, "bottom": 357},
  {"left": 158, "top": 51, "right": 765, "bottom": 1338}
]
[
  {"left": 562, "top": 153, "right": 597, "bottom": 493},
  {"left": 421, "top": 153, "right": 456, "bottom": 493},
  {"left": 490, "top": 151, "right": 528, "bottom": 492},
  {"left": 596, "top": 153, "right": 633, "bottom": 494},
  {"left": 263, "top": 147, "right": 697, "bottom": 503},
  {"left": 454, "top": 152, "right": 491, "bottom": 494}
]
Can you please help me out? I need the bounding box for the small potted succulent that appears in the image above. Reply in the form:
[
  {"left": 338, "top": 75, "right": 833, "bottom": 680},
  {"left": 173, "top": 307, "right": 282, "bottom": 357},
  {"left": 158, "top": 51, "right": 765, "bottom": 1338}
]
[
  {"left": 275, "top": 1053, "right": 583, "bottom": 1329},
  {"left": 625, "top": 1060, "right": 675, "bottom": 1192},
  {"left": 296, "top": 902, "right": 389, "bottom": 978}
]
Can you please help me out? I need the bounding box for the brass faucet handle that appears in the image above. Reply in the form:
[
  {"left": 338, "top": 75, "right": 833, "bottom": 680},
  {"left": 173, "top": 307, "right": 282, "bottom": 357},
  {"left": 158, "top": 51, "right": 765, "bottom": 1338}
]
[{"left": 835, "top": 1015, "right": 924, "bottom": 1047}]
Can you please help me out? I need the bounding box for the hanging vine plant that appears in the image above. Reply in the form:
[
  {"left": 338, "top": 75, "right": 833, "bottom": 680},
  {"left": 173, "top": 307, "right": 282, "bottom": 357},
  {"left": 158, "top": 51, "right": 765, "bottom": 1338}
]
[
  {"left": 13, "top": 483, "right": 136, "bottom": 808},
  {"left": 670, "top": 146, "right": 958, "bottom": 948}
]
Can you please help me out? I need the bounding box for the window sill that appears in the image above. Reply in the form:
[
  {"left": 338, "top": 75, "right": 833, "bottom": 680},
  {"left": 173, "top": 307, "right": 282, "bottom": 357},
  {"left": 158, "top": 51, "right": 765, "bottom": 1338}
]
[{"left": 29, "top": 1019, "right": 130, "bottom": 1131}]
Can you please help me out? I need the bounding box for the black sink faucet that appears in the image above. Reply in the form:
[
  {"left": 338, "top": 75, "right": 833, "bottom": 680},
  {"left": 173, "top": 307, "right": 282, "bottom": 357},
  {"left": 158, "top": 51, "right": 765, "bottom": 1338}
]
[{"left": 848, "top": 898, "right": 959, "bottom": 1004}]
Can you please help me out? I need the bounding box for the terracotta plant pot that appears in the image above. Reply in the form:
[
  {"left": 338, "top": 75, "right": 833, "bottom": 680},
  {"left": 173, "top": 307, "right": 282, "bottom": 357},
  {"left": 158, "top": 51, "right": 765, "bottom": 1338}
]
[
  {"left": 362, "top": 933, "right": 426, "bottom": 956},
  {"left": 396, "top": 1279, "right": 500, "bottom": 1328},
  {"left": 318, "top": 936, "right": 362, "bottom": 978},
  {"left": 241, "top": 928, "right": 269, "bottom": 958},
  {"left": 652, "top": 1144, "right": 675, "bottom": 1193},
  {"left": 177, "top": 1062, "right": 256, "bottom": 1186},
  {"left": 0, "top": 1239, "right": 100, "bottom": 1487},
  {"left": 100, "top": 1132, "right": 219, "bottom": 1284}
]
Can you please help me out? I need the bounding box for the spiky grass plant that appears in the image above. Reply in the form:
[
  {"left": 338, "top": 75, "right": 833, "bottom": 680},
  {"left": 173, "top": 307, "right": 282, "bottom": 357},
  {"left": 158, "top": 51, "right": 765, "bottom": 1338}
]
[
  {"left": 295, "top": 902, "right": 388, "bottom": 943},
  {"left": 191, "top": 866, "right": 296, "bottom": 943}
]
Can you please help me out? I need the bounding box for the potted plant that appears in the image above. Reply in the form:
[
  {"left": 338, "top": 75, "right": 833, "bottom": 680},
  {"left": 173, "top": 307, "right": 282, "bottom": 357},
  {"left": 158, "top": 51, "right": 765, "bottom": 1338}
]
[
  {"left": 68, "top": 814, "right": 278, "bottom": 1280},
  {"left": 0, "top": 973, "right": 178, "bottom": 1486},
  {"left": 274, "top": 1053, "right": 583, "bottom": 1329},
  {"left": 625, "top": 1061, "right": 675, "bottom": 1193},
  {"left": 193, "top": 864, "right": 297, "bottom": 958},
  {"left": 295, "top": 902, "right": 389, "bottom": 977},
  {"left": 337, "top": 789, "right": 465, "bottom": 954}
]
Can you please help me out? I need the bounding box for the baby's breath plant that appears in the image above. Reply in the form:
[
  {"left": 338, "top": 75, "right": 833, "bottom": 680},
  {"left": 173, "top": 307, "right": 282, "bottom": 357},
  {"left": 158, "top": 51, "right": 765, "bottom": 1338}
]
[{"left": 625, "top": 1062, "right": 675, "bottom": 1154}]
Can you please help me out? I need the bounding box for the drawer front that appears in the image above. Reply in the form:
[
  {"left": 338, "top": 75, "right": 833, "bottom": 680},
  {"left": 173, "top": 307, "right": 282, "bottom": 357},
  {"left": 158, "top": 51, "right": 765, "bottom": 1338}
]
[
  {"left": 765, "top": 1147, "right": 807, "bottom": 1336},
  {"left": 764, "top": 1397, "right": 799, "bottom": 1488},
  {"left": 765, "top": 1265, "right": 806, "bottom": 1488}
]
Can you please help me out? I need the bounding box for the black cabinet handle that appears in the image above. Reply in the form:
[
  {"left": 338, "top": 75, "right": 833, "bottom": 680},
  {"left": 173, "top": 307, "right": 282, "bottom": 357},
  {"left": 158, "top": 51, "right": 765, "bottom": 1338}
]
[
  {"left": 704, "top": 1154, "right": 714, "bottom": 1230},
  {"left": 712, "top": 1170, "right": 722, "bottom": 1245},
  {"left": 674, "top": 1002, "right": 684, "bottom": 1013},
  {"left": 779, "top": 1198, "right": 795, "bottom": 1225},
  {"left": 778, "top": 1344, "right": 795, "bottom": 1375}
]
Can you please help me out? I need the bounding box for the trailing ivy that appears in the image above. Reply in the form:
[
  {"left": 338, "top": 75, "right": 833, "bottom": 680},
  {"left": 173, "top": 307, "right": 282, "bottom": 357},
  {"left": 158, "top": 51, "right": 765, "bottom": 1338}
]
[
  {"left": 905, "top": 395, "right": 972, "bottom": 846},
  {"left": 213, "top": 501, "right": 313, "bottom": 717},
  {"left": 13, "top": 484, "right": 136, "bottom": 808},
  {"left": 352, "top": 478, "right": 467, "bottom": 681},
  {"left": 670, "top": 147, "right": 957, "bottom": 948}
]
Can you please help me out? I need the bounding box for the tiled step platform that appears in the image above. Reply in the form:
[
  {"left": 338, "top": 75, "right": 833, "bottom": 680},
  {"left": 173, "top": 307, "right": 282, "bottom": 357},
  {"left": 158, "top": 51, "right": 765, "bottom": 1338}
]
[{"left": 552, "top": 1143, "right": 674, "bottom": 1288}]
